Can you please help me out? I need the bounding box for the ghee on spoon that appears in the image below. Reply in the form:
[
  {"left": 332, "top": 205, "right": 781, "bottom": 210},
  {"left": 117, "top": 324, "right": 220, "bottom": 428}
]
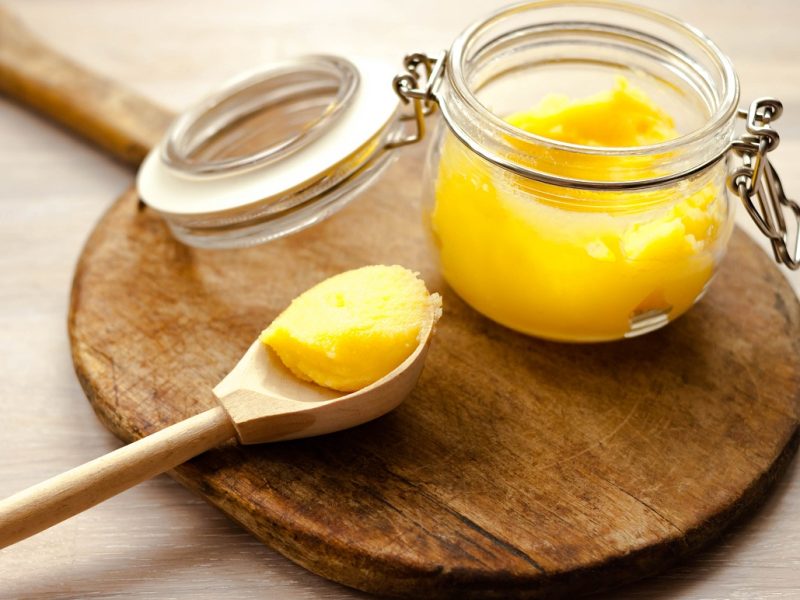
[{"left": 0, "top": 266, "right": 441, "bottom": 548}]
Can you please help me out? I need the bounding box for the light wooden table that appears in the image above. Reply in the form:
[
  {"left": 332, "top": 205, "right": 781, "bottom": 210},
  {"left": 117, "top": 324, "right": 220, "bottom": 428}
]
[{"left": 1, "top": 0, "right": 798, "bottom": 598}]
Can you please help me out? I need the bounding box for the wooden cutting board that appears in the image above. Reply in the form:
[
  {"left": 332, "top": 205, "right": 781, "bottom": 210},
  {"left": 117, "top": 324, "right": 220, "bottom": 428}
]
[{"left": 3, "top": 8, "right": 799, "bottom": 599}]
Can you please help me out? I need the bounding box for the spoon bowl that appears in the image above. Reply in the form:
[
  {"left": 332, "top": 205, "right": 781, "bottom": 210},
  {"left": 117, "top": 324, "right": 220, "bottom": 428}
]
[{"left": 214, "top": 310, "right": 439, "bottom": 444}]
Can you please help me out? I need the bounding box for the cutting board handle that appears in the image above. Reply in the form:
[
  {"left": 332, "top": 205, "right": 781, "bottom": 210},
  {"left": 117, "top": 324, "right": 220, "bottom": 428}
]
[
  {"left": 0, "top": 6, "right": 172, "bottom": 167},
  {"left": 0, "top": 407, "right": 236, "bottom": 548}
]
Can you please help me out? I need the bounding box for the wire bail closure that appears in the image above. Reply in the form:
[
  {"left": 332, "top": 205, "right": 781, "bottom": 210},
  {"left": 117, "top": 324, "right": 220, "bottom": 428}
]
[
  {"left": 728, "top": 98, "right": 800, "bottom": 270},
  {"left": 386, "top": 51, "right": 446, "bottom": 149}
]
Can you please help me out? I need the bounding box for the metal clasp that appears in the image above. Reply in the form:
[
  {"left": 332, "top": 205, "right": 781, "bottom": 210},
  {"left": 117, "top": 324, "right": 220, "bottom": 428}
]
[
  {"left": 729, "top": 98, "right": 800, "bottom": 269},
  {"left": 385, "top": 51, "right": 446, "bottom": 149}
]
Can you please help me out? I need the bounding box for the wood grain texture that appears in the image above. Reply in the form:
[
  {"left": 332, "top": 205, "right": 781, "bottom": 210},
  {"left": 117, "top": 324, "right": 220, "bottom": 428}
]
[
  {"left": 1, "top": 1, "right": 800, "bottom": 598},
  {"left": 67, "top": 134, "right": 800, "bottom": 596}
]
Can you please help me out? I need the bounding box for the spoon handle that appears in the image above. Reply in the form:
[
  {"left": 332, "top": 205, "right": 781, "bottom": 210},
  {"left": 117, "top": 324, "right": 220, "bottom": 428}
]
[
  {"left": 0, "top": 406, "right": 236, "bottom": 548},
  {"left": 0, "top": 6, "right": 171, "bottom": 167}
]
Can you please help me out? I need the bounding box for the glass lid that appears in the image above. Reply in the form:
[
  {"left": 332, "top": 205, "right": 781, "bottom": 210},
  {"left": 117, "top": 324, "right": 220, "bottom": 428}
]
[{"left": 136, "top": 54, "right": 400, "bottom": 248}]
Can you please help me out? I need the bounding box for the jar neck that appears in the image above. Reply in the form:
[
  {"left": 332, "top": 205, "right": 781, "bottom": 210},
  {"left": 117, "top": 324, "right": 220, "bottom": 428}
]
[{"left": 438, "top": 0, "right": 740, "bottom": 191}]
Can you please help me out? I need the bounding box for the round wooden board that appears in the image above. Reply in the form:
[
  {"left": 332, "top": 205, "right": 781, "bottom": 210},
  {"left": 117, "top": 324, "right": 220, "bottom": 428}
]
[{"left": 69, "top": 144, "right": 800, "bottom": 599}]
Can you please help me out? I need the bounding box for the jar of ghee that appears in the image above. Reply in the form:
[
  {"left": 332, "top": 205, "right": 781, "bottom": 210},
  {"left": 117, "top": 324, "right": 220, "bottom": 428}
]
[
  {"left": 138, "top": 1, "right": 797, "bottom": 342},
  {"left": 421, "top": 0, "right": 742, "bottom": 342}
]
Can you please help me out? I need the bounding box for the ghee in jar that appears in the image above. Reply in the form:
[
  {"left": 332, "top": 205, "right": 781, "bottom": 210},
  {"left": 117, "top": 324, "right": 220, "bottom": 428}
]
[{"left": 431, "top": 77, "right": 731, "bottom": 341}]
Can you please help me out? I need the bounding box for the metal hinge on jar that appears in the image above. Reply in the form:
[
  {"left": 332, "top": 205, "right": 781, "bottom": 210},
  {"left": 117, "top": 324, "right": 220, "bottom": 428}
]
[
  {"left": 729, "top": 98, "right": 800, "bottom": 270},
  {"left": 386, "top": 51, "right": 447, "bottom": 149}
]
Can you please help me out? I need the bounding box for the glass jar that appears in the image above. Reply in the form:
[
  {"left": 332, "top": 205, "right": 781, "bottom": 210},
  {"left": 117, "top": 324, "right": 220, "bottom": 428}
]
[
  {"left": 138, "top": 1, "right": 797, "bottom": 343},
  {"left": 422, "top": 0, "right": 740, "bottom": 342}
]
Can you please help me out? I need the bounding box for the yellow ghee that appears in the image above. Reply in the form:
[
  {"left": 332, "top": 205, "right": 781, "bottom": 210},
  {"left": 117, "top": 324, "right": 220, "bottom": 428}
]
[
  {"left": 261, "top": 265, "right": 441, "bottom": 392},
  {"left": 431, "top": 77, "right": 730, "bottom": 341}
]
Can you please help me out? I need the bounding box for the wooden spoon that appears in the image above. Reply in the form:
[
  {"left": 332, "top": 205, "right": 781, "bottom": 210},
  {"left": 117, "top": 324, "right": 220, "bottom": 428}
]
[{"left": 0, "top": 314, "right": 438, "bottom": 548}]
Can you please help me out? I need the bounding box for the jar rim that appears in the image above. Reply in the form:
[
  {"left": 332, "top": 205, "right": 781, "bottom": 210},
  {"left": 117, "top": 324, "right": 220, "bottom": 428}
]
[{"left": 446, "top": 0, "right": 740, "bottom": 159}]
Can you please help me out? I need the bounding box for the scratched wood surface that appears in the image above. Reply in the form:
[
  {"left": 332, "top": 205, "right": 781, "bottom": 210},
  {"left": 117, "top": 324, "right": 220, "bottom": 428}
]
[{"left": 1, "top": 0, "right": 800, "bottom": 598}]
